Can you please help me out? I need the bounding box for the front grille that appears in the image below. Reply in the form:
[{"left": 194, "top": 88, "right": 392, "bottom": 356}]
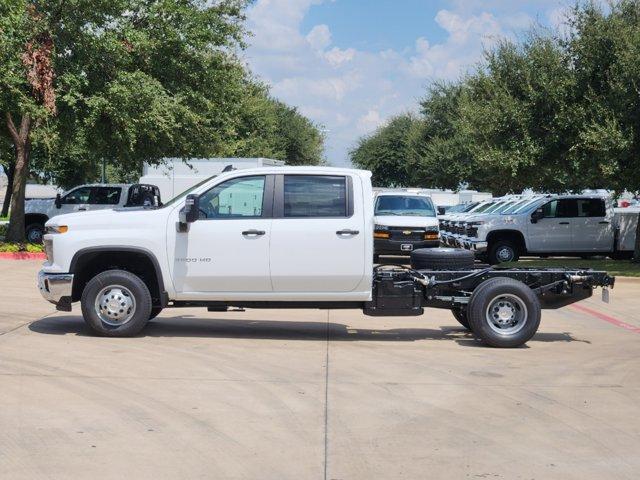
[
  {"left": 466, "top": 226, "right": 478, "bottom": 238},
  {"left": 389, "top": 227, "right": 425, "bottom": 241}
]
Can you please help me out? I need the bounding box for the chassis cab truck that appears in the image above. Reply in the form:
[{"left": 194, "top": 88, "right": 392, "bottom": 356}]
[{"left": 38, "top": 167, "right": 614, "bottom": 348}]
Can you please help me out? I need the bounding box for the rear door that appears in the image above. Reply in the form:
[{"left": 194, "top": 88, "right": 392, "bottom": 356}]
[
  {"left": 269, "top": 174, "right": 367, "bottom": 294},
  {"left": 572, "top": 198, "right": 615, "bottom": 252},
  {"left": 527, "top": 199, "right": 577, "bottom": 252}
]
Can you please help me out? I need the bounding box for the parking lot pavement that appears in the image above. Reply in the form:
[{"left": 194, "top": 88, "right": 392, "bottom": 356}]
[{"left": 1, "top": 260, "right": 639, "bottom": 480}]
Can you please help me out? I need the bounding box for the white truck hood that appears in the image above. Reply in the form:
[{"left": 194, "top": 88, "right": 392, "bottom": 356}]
[{"left": 374, "top": 215, "right": 439, "bottom": 228}]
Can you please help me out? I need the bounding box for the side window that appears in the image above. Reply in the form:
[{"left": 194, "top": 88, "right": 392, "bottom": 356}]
[
  {"left": 541, "top": 199, "right": 578, "bottom": 218},
  {"left": 199, "top": 176, "right": 265, "bottom": 219},
  {"left": 284, "top": 175, "right": 347, "bottom": 218},
  {"left": 89, "top": 187, "right": 121, "bottom": 205},
  {"left": 541, "top": 200, "right": 558, "bottom": 218},
  {"left": 62, "top": 187, "right": 92, "bottom": 204},
  {"left": 577, "top": 199, "right": 606, "bottom": 217}
]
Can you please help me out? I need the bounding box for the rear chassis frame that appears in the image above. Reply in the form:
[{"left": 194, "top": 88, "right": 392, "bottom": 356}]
[
  {"left": 172, "top": 267, "right": 615, "bottom": 316},
  {"left": 363, "top": 266, "right": 615, "bottom": 316}
]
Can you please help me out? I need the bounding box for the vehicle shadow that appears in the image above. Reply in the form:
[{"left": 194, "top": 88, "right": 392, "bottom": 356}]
[{"left": 28, "top": 315, "right": 586, "bottom": 346}]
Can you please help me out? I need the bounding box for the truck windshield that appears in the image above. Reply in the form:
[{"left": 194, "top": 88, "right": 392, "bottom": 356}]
[
  {"left": 375, "top": 195, "right": 436, "bottom": 217},
  {"left": 162, "top": 175, "right": 217, "bottom": 208}
]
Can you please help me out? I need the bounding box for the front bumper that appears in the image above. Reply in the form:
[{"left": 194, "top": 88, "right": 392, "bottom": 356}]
[
  {"left": 375, "top": 238, "right": 440, "bottom": 255},
  {"left": 38, "top": 270, "right": 74, "bottom": 311},
  {"left": 462, "top": 239, "right": 488, "bottom": 253}
]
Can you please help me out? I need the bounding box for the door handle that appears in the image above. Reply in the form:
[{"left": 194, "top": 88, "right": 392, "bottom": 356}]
[
  {"left": 78, "top": 207, "right": 87, "bottom": 211},
  {"left": 242, "top": 229, "right": 265, "bottom": 236},
  {"left": 336, "top": 229, "right": 359, "bottom": 235},
  {"left": 599, "top": 221, "right": 610, "bottom": 224},
  {"left": 559, "top": 222, "right": 570, "bottom": 225}
]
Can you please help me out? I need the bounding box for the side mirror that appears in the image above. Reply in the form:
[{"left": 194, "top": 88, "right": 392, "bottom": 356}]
[
  {"left": 531, "top": 208, "right": 543, "bottom": 224},
  {"left": 184, "top": 194, "right": 200, "bottom": 223},
  {"left": 437, "top": 206, "right": 446, "bottom": 215},
  {"left": 54, "top": 193, "right": 62, "bottom": 209}
]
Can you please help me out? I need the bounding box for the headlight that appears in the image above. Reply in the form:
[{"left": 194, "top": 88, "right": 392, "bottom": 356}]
[
  {"left": 46, "top": 225, "right": 68, "bottom": 234},
  {"left": 425, "top": 226, "right": 439, "bottom": 232},
  {"left": 374, "top": 224, "right": 389, "bottom": 231},
  {"left": 467, "top": 221, "right": 484, "bottom": 226}
]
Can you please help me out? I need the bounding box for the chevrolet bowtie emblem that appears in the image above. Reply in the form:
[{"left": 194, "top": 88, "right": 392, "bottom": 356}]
[{"left": 403, "top": 230, "right": 412, "bottom": 235}]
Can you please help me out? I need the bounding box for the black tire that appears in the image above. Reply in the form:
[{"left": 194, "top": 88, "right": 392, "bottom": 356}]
[
  {"left": 80, "top": 269, "right": 152, "bottom": 337},
  {"left": 488, "top": 240, "right": 519, "bottom": 265},
  {"left": 410, "top": 247, "right": 475, "bottom": 270},
  {"left": 467, "top": 277, "right": 541, "bottom": 348},
  {"left": 149, "top": 307, "right": 163, "bottom": 320},
  {"left": 25, "top": 222, "right": 45, "bottom": 244},
  {"left": 451, "top": 308, "right": 471, "bottom": 330}
]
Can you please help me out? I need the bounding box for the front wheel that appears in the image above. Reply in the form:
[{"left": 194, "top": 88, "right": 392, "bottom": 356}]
[
  {"left": 80, "top": 270, "right": 152, "bottom": 337},
  {"left": 488, "top": 240, "right": 519, "bottom": 265},
  {"left": 467, "top": 277, "right": 541, "bottom": 348},
  {"left": 26, "top": 223, "right": 45, "bottom": 244}
]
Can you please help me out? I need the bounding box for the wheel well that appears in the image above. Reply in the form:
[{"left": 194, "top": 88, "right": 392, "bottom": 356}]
[
  {"left": 486, "top": 230, "right": 526, "bottom": 254},
  {"left": 25, "top": 214, "right": 48, "bottom": 227},
  {"left": 70, "top": 250, "right": 164, "bottom": 306}
]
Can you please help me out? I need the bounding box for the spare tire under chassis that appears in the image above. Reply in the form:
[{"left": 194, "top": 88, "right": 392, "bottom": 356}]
[{"left": 410, "top": 248, "right": 475, "bottom": 270}]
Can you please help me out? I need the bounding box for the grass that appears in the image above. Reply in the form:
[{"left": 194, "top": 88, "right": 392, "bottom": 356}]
[
  {"left": 502, "top": 258, "right": 640, "bottom": 277},
  {"left": 0, "top": 242, "right": 44, "bottom": 253}
]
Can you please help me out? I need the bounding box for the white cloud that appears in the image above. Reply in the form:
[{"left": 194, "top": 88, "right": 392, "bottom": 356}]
[
  {"left": 244, "top": 1, "right": 543, "bottom": 167},
  {"left": 357, "top": 110, "right": 383, "bottom": 134},
  {"left": 306, "top": 24, "right": 332, "bottom": 51}
]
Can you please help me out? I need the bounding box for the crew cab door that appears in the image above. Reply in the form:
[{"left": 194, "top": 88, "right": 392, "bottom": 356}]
[
  {"left": 269, "top": 174, "right": 367, "bottom": 294},
  {"left": 572, "top": 198, "right": 615, "bottom": 252},
  {"left": 57, "top": 186, "right": 92, "bottom": 214},
  {"left": 169, "top": 175, "right": 273, "bottom": 293},
  {"left": 527, "top": 199, "right": 576, "bottom": 252},
  {"left": 87, "top": 186, "right": 122, "bottom": 211}
]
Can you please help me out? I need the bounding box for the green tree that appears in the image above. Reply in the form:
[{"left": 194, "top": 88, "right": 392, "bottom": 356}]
[
  {"left": 351, "top": 113, "right": 420, "bottom": 187},
  {"left": 0, "top": 0, "right": 250, "bottom": 241}
]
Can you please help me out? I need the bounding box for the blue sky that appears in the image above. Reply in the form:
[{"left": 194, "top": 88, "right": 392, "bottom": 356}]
[{"left": 244, "top": 0, "right": 575, "bottom": 166}]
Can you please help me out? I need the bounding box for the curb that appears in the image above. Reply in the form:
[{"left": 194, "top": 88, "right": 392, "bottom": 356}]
[{"left": 0, "top": 252, "right": 46, "bottom": 260}]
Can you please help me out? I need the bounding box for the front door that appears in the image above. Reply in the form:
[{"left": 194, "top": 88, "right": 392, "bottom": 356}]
[
  {"left": 58, "top": 186, "right": 92, "bottom": 215},
  {"left": 269, "top": 174, "right": 367, "bottom": 294},
  {"left": 170, "top": 175, "right": 273, "bottom": 293},
  {"left": 527, "top": 199, "right": 576, "bottom": 252}
]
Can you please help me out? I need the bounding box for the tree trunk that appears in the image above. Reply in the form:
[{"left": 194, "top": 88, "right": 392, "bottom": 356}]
[
  {"left": 1, "top": 161, "right": 15, "bottom": 218},
  {"left": 5, "top": 113, "right": 31, "bottom": 243}
]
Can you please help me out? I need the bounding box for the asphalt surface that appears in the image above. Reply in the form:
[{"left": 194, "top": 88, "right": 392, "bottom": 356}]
[{"left": 1, "top": 259, "right": 639, "bottom": 479}]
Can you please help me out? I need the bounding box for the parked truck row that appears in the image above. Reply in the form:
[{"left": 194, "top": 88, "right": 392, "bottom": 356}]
[{"left": 439, "top": 194, "right": 636, "bottom": 264}]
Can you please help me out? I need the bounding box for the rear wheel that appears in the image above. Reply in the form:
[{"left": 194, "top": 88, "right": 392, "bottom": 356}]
[
  {"left": 488, "top": 240, "right": 519, "bottom": 265},
  {"left": 451, "top": 308, "right": 471, "bottom": 330},
  {"left": 80, "top": 270, "right": 152, "bottom": 337},
  {"left": 467, "top": 277, "right": 540, "bottom": 348}
]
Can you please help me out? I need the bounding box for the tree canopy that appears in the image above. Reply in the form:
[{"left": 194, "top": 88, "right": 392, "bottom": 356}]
[
  {"left": 350, "top": 0, "right": 640, "bottom": 198},
  {"left": 0, "top": 0, "right": 324, "bottom": 240}
]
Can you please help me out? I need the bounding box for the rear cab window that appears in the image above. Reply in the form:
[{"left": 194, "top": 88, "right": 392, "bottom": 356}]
[{"left": 281, "top": 175, "right": 350, "bottom": 218}]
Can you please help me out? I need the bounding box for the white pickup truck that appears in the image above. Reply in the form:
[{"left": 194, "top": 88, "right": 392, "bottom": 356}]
[{"left": 37, "top": 167, "right": 614, "bottom": 348}]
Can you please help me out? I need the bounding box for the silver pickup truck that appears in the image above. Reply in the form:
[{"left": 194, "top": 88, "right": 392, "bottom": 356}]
[
  {"left": 447, "top": 194, "right": 637, "bottom": 264},
  {"left": 24, "top": 183, "right": 160, "bottom": 243}
]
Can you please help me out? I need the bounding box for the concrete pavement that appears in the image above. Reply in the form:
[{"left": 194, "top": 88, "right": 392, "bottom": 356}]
[{"left": 1, "top": 260, "right": 639, "bottom": 479}]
